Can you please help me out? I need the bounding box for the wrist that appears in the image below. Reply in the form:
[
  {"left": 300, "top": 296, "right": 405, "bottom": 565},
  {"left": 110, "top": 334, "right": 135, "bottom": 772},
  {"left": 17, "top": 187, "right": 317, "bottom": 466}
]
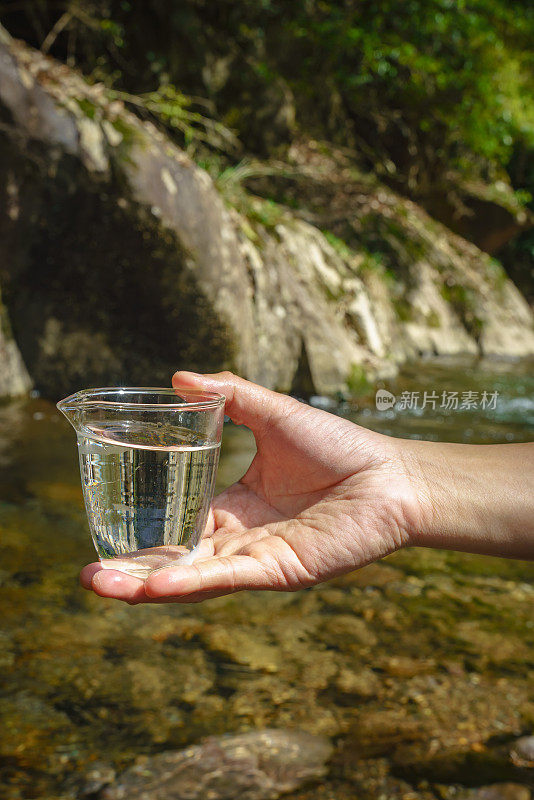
[
  {"left": 395, "top": 438, "right": 460, "bottom": 550},
  {"left": 396, "top": 438, "right": 534, "bottom": 559}
]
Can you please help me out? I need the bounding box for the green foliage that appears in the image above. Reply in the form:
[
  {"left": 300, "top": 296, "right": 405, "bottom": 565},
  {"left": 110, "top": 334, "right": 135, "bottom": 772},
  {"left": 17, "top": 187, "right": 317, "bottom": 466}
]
[
  {"left": 285, "top": 0, "right": 534, "bottom": 191},
  {"left": 107, "top": 84, "right": 240, "bottom": 156},
  {"left": 426, "top": 310, "right": 441, "bottom": 328},
  {"left": 210, "top": 159, "right": 306, "bottom": 231},
  {"left": 346, "top": 363, "right": 372, "bottom": 396},
  {"left": 2, "top": 0, "right": 533, "bottom": 293},
  {"left": 393, "top": 297, "right": 415, "bottom": 322},
  {"left": 486, "top": 258, "right": 508, "bottom": 292},
  {"left": 231, "top": 193, "right": 286, "bottom": 230},
  {"left": 323, "top": 231, "right": 353, "bottom": 261},
  {"left": 4, "top": 0, "right": 533, "bottom": 196},
  {"left": 74, "top": 97, "right": 97, "bottom": 119},
  {"left": 440, "top": 283, "right": 484, "bottom": 338},
  {"left": 499, "top": 228, "right": 534, "bottom": 302}
]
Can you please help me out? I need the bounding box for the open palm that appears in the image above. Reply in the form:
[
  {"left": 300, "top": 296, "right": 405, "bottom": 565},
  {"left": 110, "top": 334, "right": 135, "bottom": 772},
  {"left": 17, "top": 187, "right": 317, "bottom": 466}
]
[{"left": 81, "top": 372, "right": 418, "bottom": 603}]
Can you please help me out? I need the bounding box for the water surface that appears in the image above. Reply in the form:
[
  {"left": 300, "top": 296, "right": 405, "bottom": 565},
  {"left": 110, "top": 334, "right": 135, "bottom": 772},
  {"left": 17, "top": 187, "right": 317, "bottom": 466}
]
[{"left": 0, "top": 359, "right": 532, "bottom": 799}]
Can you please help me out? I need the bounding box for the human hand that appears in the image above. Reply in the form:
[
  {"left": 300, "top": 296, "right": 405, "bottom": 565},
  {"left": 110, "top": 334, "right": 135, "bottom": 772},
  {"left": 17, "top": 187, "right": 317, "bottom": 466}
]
[
  {"left": 81, "top": 371, "right": 421, "bottom": 603},
  {"left": 80, "top": 372, "right": 534, "bottom": 603}
]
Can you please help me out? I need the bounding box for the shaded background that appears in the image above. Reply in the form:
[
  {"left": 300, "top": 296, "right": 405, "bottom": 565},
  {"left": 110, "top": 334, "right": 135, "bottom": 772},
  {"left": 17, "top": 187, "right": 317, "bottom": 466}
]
[{"left": 0, "top": 2, "right": 533, "bottom": 799}]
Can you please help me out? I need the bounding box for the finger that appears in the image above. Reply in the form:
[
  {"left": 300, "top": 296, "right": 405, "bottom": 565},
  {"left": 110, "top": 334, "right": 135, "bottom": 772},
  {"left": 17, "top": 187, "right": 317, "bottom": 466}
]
[
  {"left": 144, "top": 553, "right": 274, "bottom": 599},
  {"left": 202, "top": 505, "right": 216, "bottom": 538},
  {"left": 172, "top": 370, "right": 303, "bottom": 436},
  {"left": 80, "top": 562, "right": 103, "bottom": 589},
  {"left": 152, "top": 589, "right": 240, "bottom": 604},
  {"left": 91, "top": 568, "right": 149, "bottom": 603},
  {"left": 209, "top": 526, "right": 271, "bottom": 557},
  {"left": 191, "top": 537, "right": 215, "bottom": 558},
  {"left": 171, "top": 371, "right": 381, "bottom": 480},
  {"left": 80, "top": 564, "right": 210, "bottom": 604},
  {"left": 80, "top": 540, "right": 215, "bottom": 601}
]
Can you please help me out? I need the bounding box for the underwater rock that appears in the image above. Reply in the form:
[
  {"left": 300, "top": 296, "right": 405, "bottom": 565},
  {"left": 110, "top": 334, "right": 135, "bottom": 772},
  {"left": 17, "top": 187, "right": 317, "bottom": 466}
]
[
  {"left": 341, "top": 709, "right": 435, "bottom": 760},
  {"left": 335, "top": 667, "right": 381, "bottom": 699},
  {"left": 0, "top": 691, "right": 71, "bottom": 760},
  {"left": 382, "top": 656, "right": 436, "bottom": 678},
  {"left": 100, "top": 729, "right": 333, "bottom": 800},
  {"left": 79, "top": 763, "right": 117, "bottom": 797},
  {"left": 510, "top": 737, "right": 534, "bottom": 768},
  {"left": 200, "top": 624, "right": 281, "bottom": 673},
  {"left": 458, "top": 784, "right": 531, "bottom": 800},
  {"left": 317, "top": 614, "right": 378, "bottom": 650}
]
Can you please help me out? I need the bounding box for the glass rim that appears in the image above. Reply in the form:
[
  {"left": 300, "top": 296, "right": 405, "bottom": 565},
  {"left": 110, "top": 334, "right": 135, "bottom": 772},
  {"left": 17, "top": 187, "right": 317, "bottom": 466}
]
[{"left": 56, "top": 386, "right": 226, "bottom": 412}]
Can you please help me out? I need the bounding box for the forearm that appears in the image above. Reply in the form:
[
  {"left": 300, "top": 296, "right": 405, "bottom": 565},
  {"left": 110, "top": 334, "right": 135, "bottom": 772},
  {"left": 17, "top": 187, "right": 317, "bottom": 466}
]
[{"left": 400, "top": 441, "right": 534, "bottom": 560}]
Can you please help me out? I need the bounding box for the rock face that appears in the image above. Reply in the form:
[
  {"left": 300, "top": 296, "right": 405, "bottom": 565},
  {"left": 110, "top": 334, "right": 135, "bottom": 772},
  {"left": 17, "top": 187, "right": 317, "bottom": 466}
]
[
  {"left": 0, "top": 26, "right": 533, "bottom": 398},
  {"left": 0, "top": 291, "right": 31, "bottom": 397},
  {"left": 99, "top": 729, "right": 332, "bottom": 800}
]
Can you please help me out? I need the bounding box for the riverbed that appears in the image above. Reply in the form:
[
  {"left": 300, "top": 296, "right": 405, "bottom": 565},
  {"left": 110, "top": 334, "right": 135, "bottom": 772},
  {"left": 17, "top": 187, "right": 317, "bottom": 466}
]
[{"left": 1, "top": 359, "right": 533, "bottom": 799}]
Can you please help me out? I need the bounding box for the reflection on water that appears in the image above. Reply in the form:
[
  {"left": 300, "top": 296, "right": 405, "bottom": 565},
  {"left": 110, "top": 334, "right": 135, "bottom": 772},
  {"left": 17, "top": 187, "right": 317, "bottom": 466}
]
[{"left": 0, "top": 359, "right": 532, "bottom": 799}]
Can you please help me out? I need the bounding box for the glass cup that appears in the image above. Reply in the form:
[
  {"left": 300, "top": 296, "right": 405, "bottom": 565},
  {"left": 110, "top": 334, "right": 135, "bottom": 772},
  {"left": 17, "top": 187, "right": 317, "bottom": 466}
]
[{"left": 57, "top": 387, "right": 225, "bottom": 578}]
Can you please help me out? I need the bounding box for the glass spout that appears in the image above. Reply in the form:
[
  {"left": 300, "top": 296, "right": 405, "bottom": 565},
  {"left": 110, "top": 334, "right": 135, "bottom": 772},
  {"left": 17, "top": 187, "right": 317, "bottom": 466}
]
[
  {"left": 56, "top": 387, "right": 225, "bottom": 577},
  {"left": 56, "top": 392, "right": 83, "bottom": 431}
]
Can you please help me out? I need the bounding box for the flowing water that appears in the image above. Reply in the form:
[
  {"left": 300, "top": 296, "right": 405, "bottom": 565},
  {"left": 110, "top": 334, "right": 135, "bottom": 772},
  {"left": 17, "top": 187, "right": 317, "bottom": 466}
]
[
  {"left": 0, "top": 358, "right": 532, "bottom": 799},
  {"left": 78, "top": 423, "right": 219, "bottom": 577}
]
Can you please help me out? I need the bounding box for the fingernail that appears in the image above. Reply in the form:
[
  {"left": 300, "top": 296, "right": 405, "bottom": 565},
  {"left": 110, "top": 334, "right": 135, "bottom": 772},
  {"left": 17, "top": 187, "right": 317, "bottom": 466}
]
[{"left": 173, "top": 371, "right": 204, "bottom": 382}]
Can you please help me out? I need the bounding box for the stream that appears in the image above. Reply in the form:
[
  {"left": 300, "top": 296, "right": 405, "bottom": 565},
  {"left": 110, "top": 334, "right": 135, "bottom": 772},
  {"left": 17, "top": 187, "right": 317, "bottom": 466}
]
[{"left": 0, "top": 358, "right": 533, "bottom": 799}]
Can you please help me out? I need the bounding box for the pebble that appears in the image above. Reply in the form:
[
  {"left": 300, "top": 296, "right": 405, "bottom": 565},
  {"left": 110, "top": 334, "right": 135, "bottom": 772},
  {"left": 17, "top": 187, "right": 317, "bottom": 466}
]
[
  {"left": 510, "top": 735, "right": 534, "bottom": 767},
  {"left": 461, "top": 784, "right": 531, "bottom": 800}
]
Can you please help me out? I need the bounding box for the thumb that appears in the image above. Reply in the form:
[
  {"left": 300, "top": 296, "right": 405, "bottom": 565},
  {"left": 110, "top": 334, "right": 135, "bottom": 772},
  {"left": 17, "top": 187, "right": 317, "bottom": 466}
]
[{"left": 172, "top": 370, "right": 302, "bottom": 435}]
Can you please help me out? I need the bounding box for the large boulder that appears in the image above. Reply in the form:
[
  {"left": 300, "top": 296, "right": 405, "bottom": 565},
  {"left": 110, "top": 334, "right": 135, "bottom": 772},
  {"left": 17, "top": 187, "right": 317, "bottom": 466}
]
[{"left": 0, "top": 26, "right": 533, "bottom": 399}]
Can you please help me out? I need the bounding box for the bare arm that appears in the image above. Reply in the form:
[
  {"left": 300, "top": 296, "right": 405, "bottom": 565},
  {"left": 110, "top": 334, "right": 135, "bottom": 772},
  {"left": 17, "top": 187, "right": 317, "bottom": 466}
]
[{"left": 402, "top": 439, "right": 534, "bottom": 560}]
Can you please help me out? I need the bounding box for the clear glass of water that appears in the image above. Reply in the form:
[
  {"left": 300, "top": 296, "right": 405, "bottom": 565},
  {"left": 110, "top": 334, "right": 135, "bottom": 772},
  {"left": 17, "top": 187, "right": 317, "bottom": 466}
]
[{"left": 57, "top": 387, "right": 225, "bottom": 578}]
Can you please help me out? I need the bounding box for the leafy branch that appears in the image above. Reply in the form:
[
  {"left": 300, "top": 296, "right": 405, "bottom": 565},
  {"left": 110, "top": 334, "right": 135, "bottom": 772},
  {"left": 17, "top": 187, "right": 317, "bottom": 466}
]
[{"left": 107, "top": 84, "right": 241, "bottom": 155}]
